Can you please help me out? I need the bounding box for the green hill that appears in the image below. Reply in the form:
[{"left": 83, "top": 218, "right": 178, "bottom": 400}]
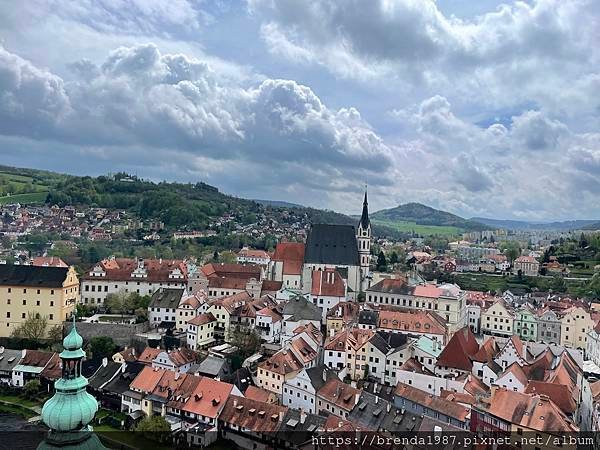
[{"left": 371, "top": 202, "right": 490, "bottom": 235}]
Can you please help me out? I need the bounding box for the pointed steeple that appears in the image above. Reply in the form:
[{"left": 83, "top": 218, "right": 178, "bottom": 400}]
[{"left": 359, "top": 187, "right": 370, "bottom": 229}]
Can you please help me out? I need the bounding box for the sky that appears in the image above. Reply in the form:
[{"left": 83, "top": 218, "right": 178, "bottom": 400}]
[{"left": 0, "top": 0, "right": 598, "bottom": 221}]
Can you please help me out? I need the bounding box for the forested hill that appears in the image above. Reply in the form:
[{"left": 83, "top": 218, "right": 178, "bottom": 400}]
[
  {"left": 0, "top": 165, "right": 404, "bottom": 236},
  {"left": 372, "top": 202, "right": 490, "bottom": 231}
]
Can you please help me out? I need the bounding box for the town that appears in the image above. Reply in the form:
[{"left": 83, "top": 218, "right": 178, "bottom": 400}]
[{"left": 0, "top": 190, "right": 599, "bottom": 449}]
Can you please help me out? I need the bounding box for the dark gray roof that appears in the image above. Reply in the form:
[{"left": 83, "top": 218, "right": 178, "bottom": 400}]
[
  {"left": 361, "top": 381, "right": 396, "bottom": 402},
  {"left": 304, "top": 224, "right": 359, "bottom": 266},
  {"left": 222, "top": 367, "right": 252, "bottom": 393},
  {"left": 369, "top": 331, "right": 409, "bottom": 354},
  {"left": 89, "top": 361, "right": 122, "bottom": 389},
  {"left": 104, "top": 361, "right": 144, "bottom": 395},
  {"left": 306, "top": 365, "right": 337, "bottom": 392},
  {"left": 194, "top": 355, "right": 227, "bottom": 377},
  {"left": 350, "top": 391, "right": 423, "bottom": 433},
  {"left": 0, "top": 348, "right": 22, "bottom": 373},
  {"left": 358, "top": 310, "right": 378, "bottom": 326},
  {"left": 359, "top": 191, "right": 370, "bottom": 229},
  {"left": 282, "top": 296, "right": 321, "bottom": 322},
  {"left": 149, "top": 288, "right": 184, "bottom": 309},
  {"left": 0, "top": 265, "right": 69, "bottom": 288},
  {"left": 275, "top": 409, "right": 327, "bottom": 446}
]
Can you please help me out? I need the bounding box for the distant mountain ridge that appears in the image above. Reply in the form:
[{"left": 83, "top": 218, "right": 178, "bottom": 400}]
[
  {"left": 372, "top": 202, "right": 490, "bottom": 231},
  {"left": 472, "top": 217, "right": 599, "bottom": 231},
  {"left": 253, "top": 199, "right": 305, "bottom": 209}
]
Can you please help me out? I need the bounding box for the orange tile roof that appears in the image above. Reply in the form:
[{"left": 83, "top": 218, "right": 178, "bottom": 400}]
[
  {"left": 394, "top": 383, "right": 470, "bottom": 421},
  {"left": 187, "top": 312, "right": 217, "bottom": 326},
  {"left": 413, "top": 284, "right": 443, "bottom": 298},
  {"left": 244, "top": 385, "right": 275, "bottom": 403},
  {"left": 32, "top": 256, "right": 68, "bottom": 267},
  {"left": 84, "top": 258, "right": 188, "bottom": 282},
  {"left": 259, "top": 349, "right": 303, "bottom": 375},
  {"left": 311, "top": 268, "right": 345, "bottom": 297},
  {"left": 182, "top": 376, "right": 234, "bottom": 418},
  {"left": 219, "top": 396, "right": 287, "bottom": 432},
  {"left": 317, "top": 378, "right": 360, "bottom": 412},
  {"left": 130, "top": 366, "right": 164, "bottom": 393},
  {"left": 486, "top": 389, "right": 577, "bottom": 433},
  {"left": 201, "top": 263, "right": 261, "bottom": 278},
  {"left": 377, "top": 309, "right": 446, "bottom": 335},
  {"left": 472, "top": 337, "right": 499, "bottom": 363}
]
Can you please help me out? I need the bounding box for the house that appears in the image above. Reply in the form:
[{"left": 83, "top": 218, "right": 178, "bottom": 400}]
[
  {"left": 152, "top": 348, "right": 197, "bottom": 373},
  {"left": 410, "top": 335, "right": 444, "bottom": 373},
  {"left": 190, "top": 355, "right": 232, "bottom": 379},
  {"left": 31, "top": 256, "right": 68, "bottom": 268},
  {"left": 366, "top": 331, "right": 412, "bottom": 386},
  {"left": 393, "top": 382, "right": 471, "bottom": 429},
  {"left": 326, "top": 301, "right": 360, "bottom": 336},
  {"left": 257, "top": 349, "right": 304, "bottom": 397},
  {"left": 494, "top": 362, "right": 529, "bottom": 392},
  {"left": 0, "top": 265, "right": 78, "bottom": 337},
  {"left": 176, "top": 292, "right": 207, "bottom": 331},
  {"left": 280, "top": 295, "right": 321, "bottom": 344},
  {"left": 268, "top": 242, "right": 305, "bottom": 289},
  {"left": 514, "top": 305, "right": 538, "bottom": 342},
  {"left": 148, "top": 288, "right": 185, "bottom": 328},
  {"left": 137, "top": 347, "right": 161, "bottom": 365},
  {"left": 494, "top": 335, "right": 526, "bottom": 370},
  {"left": 480, "top": 299, "right": 514, "bottom": 337},
  {"left": 245, "top": 385, "right": 278, "bottom": 404},
  {"left": 236, "top": 247, "right": 271, "bottom": 266},
  {"left": 376, "top": 308, "right": 447, "bottom": 343},
  {"left": 88, "top": 360, "right": 128, "bottom": 411},
  {"left": 189, "top": 263, "right": 263, "bottom": 298},
  {"left": 537, "top": 308, "right": 562, "bottom": 344},
  {"left": 309, "top": 268, "right": 347, "bottom": 322},
  {"left": 82, "top": 257, "right": 188, "bottom": 305},
  {"left": 186, "top": 313, "right": 217, "bottom": 350},
  {"left": 0, "top": 347, "right": 22, "bottom": 385},
  {"left": 282, "top": 365, "right": 337, "bottom": 414},
  {"left": 560, "top": 305, "right": 593, "bottom": 350},
  {"left": 11, "top": 350, "right": 55, "bottom": 387},
  {"left": 316, "top": 377, "right": 360, "bottom": 419},
  {"left": 323, "top": 328, "right": 373, "bottom": 381},
  {"left": 113, "top": 347, "right": 137, "bottom": 364},
  {"left": 255, "top": 305, "right": 283, "bottom": 343},
  {"left": 513, "top": 255, "right": 540, "bottom": 277},
  {"left": 181, "top": 376, "right": 239, "bottom": 428}
]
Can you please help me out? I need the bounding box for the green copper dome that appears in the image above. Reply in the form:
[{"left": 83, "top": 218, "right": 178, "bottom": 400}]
[{"left": 41, "top": 314, "right": 98, "bottom": 434}]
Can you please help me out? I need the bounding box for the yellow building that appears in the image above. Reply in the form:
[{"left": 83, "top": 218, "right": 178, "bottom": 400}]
[
  {"left": 560, "top": 306, "right": 594, "bottom": 350},
  {"left": 480, "top": 299, "right": 514, "bottom": 338},
  {"left": 0, "top": 265, "right": 78, "bottom": 337},
  {"left": 257, "top": 349, "right": 303, "bottom": 396}
]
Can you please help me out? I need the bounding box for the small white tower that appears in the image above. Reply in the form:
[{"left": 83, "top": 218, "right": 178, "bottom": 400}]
[{"left": 356, "top": 189, "right": 371, "bottom": 291}]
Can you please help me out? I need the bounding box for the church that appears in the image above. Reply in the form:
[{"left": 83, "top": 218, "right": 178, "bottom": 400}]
[{"left": 299, "top": 190, "right": 372, "bottom": 297}]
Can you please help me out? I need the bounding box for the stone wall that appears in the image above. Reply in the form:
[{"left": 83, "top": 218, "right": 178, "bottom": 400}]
[{"left": 64, "top": 321, "right": 150, "bottom": 347}]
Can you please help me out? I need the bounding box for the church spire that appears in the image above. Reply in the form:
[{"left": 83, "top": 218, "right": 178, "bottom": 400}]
[{"left": 359, "top": 187, "right": 370, "bottom": 229}]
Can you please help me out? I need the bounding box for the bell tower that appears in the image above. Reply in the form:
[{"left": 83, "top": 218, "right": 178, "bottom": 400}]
[{"left": 356, "top": 188, "right": 371, "bottom": 291}]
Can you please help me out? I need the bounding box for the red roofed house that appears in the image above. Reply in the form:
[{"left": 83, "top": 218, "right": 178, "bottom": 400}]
[
  {"left": 269, "top": 242, "right": 305, "bottom": 289},
  {"left": 81, "top": 257, "right": 189, "bottom": 306},
  {"left": 152, "top": 348, "right": 197, "bottom": 373},
  {"left": 182, "top": 376, "right": 240, "bottom": 427},
  {"left": 435, "top": 326, "right": 479, "bottom": 378},
  {"left": 236, "top": 247, "right": 271, "bottom": 266},
  {"left": 513, "top": 255, "right": 540, "bottom": 277},
  {"left": 186, "top": 312, "right": 218, "bottom": 350},
  {"left": 31, "top": 256, "right": 68, "bottom": 268},
  {"left": 309, "top": 268, "right": 347, "bottom": 322},
  {"left": 317, "top": 377, "right": 361, "bottom": 419},
  {"left": 190, "top": 263, "right": 263, "bottom": 299},
  {"left": 257, "top": 349, "right": 304, "bottom": 396}
]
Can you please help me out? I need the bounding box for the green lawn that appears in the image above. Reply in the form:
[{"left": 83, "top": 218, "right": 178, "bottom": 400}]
[
  {"left": 372, "top": 218, "right": 461, "bottom": 236},
  {"left": 0, "top": 402, "right": 38, "bottom": 419},
  {"left": 96, "top": 425, "right": 172, "bottom": 450},
  {"left": 0, "top": 394, "right": 41, "bottom": 408},
  {"left": 0, "top": 191, "right": 48, "bottom": 204}
]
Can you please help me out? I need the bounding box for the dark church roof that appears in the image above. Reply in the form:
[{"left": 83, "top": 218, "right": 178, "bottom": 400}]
[
  {"left": 0, "top": 264, "right": 68, "bottom": 288},
  {"left": 359, "top": 190, "right": 370, "bottom": 229},
  {"left": 304, "top": 224, "right": 360, "bottom": 266}
]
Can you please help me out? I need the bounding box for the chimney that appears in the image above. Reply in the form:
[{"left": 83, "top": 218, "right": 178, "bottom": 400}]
[
  {"left": 102, "top": 357, "right": 108, "bottom": 367},
  {"left": 233, "top": 398, "right": 238, "bottom": 407},
  {"left": 355, "top": 393, "right": 360, "bottom": 405},
  {"left": 300, "top": 409, "right": 307, "bottom": 424},
  {"left": 375, "top": 396, "right": 379, "bottom": 404}
]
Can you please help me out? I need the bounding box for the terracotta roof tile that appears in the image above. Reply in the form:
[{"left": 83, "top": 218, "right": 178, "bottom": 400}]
[
  {"left": 219, "top": 396, "right": 287, "bottom": 432},
  {"left": 436, "top": 327, "right": 479, "bottom": 372}
]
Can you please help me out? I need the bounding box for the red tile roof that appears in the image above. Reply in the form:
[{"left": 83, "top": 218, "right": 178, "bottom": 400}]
[
  {"left": 20, "top": 350, "right": 54, "bottom": 368},
  {"left": 182, "top": 376, "right": 234, "bottom": 418},
  {"left": 394, "top": 382, "right": 470, "bottom": 421},
  {"left": 272, "top": 243, "right": 305, "bottom": 276},
  {"left": 311, "top": 268, "right": 346, "bottom": 297},
  {"left": 32, "top": 256, "right": 68, "bottom": 267},
  {"left": 130, "top": 366, "right": 164, "bottom": 393},
  {"left": 137, "top": 347, "right": 161, "bottom": 365},
  {"left": 201, "top": 263, "right": 261, "bottom": 279},
  {"left": 244, "top": 385, "right": 275, "bottom": 403},
  {"left": 259, "top": 349, "right": 303, "bottom": 375},
  {"left": 219, "top": 396, "right": 287, "bottom": 432},
  {"left": 472, "top": 337, "right": 499, "bottom": 363},
  {"left": 85, "top": 257, "right": 188, "bottom": 282},
  {"left": 187, "top": 312, "right": 217, "bottom": 326},
  {"left": 377, "top": 309, "right": 446, "bottom": 335},
  {"left": 317, "top": 378, "right": 361, "bottom": 412},
  {"left": 436, "top": 327, "right": 479, "bottom": 372}
]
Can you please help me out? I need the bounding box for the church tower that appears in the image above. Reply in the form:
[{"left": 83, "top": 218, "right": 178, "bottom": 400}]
[
  {"left": 39, "top": 317, "right": 107, "bottom": 449},
  {"left": 356, "top": 189, "right": 371, "bottom": 291}
]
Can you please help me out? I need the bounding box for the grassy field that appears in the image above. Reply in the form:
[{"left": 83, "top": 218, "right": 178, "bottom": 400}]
[
  {"left": 0, "top": 191, "right": 48, "bottom": 205},
  {"left": 372, "top": 218, "right": 461, "bottom": 236},
  {"left": 96, "top": 424, "right": 173, "bottom": 450},
  {"left": 0, "top": 394, "right": 42, "bottom": 408}
]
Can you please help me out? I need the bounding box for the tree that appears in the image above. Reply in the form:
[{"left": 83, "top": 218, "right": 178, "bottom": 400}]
[
  {"left": 135, "top": 415, "right": 171, "bottom": 442},
  {"left": 501, "top": 241, "right": 521, "bottom": 263},
  {"left": 549, "top": 275, "right": 567, "bottom": 293},
  {"left": 105, "top": 290, "right": 131, "bottom": 316},
  {"left": 11, "top": 313, "right": 48, "bottom": 340},
  {"left": 376, "top": 251, "right": 387, "bottom": 271},
  {"left": 23, "top": 380, "right": 42, "bottom": 401},
  {"left": 229, "top": 326, "right": 261, "bottom": 359},
  {"left": 88, "top": 336, "right": 116, "bottom": 358},
  {"left": 47, "top": 325, "right": 63, "bottom": 343}
]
